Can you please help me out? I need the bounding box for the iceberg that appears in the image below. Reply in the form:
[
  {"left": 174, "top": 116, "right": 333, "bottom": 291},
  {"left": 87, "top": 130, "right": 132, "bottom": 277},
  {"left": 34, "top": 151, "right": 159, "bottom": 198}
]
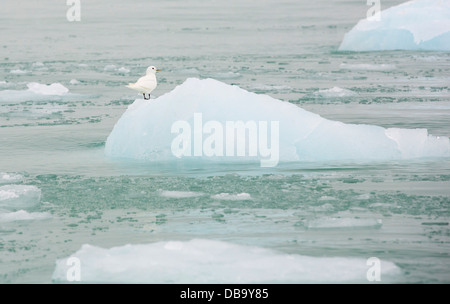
[
  {"left": 105, "top": 78, "right": 449, "bottom": 164},
  {"left": 339, "top": 0, "right": 450, "bottom": 51},
  {"left": 52, "top": 239, "right": 401, "bottom": 283}
]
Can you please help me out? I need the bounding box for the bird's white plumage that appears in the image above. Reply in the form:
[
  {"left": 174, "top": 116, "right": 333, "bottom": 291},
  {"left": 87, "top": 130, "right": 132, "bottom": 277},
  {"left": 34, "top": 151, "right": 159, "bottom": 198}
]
[{"left": 126, "top": 66, "right": 159, "bottom": 95}]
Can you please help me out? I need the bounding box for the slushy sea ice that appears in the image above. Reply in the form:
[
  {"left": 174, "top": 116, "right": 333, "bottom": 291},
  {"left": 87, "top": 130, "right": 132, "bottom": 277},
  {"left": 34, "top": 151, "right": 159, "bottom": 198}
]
[
  {"left": 105, "top": 78, "right": 450, "bottom": 162},
  {"left": 339, "top": 0, "right": 450, "bottom": 51}
]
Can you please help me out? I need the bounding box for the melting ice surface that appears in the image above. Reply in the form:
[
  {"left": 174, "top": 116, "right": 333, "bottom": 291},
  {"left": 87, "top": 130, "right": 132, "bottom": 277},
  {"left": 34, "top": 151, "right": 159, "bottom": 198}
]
[
  {"left": 339, "top": 0, "right": 450, "bottom": 51},
  {"left": 52, "top": 239, "right": 400, "bottom": 283},
  {"left": 105, "top": 78, "right": 449, "bottom": 163}
]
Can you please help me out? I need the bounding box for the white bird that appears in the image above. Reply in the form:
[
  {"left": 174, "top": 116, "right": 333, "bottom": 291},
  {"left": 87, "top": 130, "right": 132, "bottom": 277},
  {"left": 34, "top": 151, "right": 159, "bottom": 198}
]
[{"left": 126, "top": 66, "right": 161, "bottom": 100}]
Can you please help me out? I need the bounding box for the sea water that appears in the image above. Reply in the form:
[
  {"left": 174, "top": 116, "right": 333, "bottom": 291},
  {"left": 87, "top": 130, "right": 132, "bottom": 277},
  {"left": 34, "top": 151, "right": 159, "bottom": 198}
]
[{"left": 0, "top": 0, "right": 449, "bottom": 283}]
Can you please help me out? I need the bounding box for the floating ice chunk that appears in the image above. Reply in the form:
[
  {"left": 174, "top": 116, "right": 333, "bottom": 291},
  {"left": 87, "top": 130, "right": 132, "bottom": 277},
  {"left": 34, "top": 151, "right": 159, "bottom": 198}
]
[
  {"left": 250, "top": 84, "right": 292, "bottom": 92},
  {"left": 211, "top": 193, "right": 252, "bottom": 201},
  {"left": 313, "top": 86, "right": 357, "bottom": 98},
  {"left": 0, "top": 173, "right": 23, "bottom": 185},
  {"left": 369, "top": 203, "right": 394, "bottom": 209},
  {"left": 26, "top": 82, "right": 69, "bottom": 96},
  {"left": 0, "top": 82, "right": 71, "bottom": 103},
  {"left": 307, "top": 218, "right": 382, "bottom": 230},
  {"left": 385, "top": 128, "right": 450, "bottom": 158},
  {"left": 0, "top": 185, "right": 41, "bottom": 211},
  {"left": 117, "top": 67, "right": 130, "bottom": 74},
  {"left": 104, "top": 65, "right": 130, "bottom": 74},
  {"left": 339, "top": 63, "right": 396, "bottom": 71},
  {"left": 104, "top": 65, "right": 117, "bottom": 71},
  {"left": 0, "top": 210, "right": 51, "bottom": 222},
  {"left": 0, "top": 81, "right": 22, "bottom": 91},
  {"left": 10, "top": 69, "right": 30, "bottom": 74},
  {"left": 70, "top": 79, "right": 80, "bottom": 85},
  {"left": 32, "top": 62, "right": 47, "bottom": 71},
  {"left": 205, "top": 72, "right": 242, "bottom": 79},
  {"left": 175, "top": 68, "right": 200, "bottom": 75},
  {"left": 318, "top": 196, "right": 337, "bottom": 201},
  {"left": 311, "top": 203, "right": 335, "bottom": 212},
  {"left": 52, "top": 239, "right": 400, "bottom": 283},
  {"left": 105, "top": 78, "right": 450, "bottom": 163},
  {"left": 158, "top": 190, "right": 204, "bottom": 198},
  {"left": 356, "top": 193, "right": 371, "bottom": 200},
  {"left": 0, "top": 81, "right": 19, "bottom": 90},
  {"left": 0, "top": 189, "right": 18, "bottom": 200},
  {"left": 339, "top": 0, "right": 450, "bottom": 51}
]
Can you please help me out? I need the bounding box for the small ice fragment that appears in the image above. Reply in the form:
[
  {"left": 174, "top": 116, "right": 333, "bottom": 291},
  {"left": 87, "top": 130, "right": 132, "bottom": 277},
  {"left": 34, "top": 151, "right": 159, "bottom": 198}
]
[
  {"left": 211, "top": 193, "right": 252, "bottom": 201},
  {"left": 10, "top": 69, "right": 29, "bottom": 74},
  {"left": 0, "top": 172, "right": 23, "bottom": 184},
  {"left": 158, "top": 190, "right": 204, "bottom": 198},
  {"left": 117, "top": 67, "right": 130, "bottom": 74},
  {"left": 104, "top": 65, "right": 117, "bottom": 71},
  {"left": 27, "top": 82, "right": 69, "bottom": 96},
  {"left": 314, "top": 86, "right": 357, "bottom": 98}
]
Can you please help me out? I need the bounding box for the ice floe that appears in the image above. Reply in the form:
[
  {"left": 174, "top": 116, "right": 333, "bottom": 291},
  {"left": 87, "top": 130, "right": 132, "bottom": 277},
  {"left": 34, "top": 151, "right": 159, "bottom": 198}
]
[{"left": 52, "top": 239, "right": 401, "bottom": 283}]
